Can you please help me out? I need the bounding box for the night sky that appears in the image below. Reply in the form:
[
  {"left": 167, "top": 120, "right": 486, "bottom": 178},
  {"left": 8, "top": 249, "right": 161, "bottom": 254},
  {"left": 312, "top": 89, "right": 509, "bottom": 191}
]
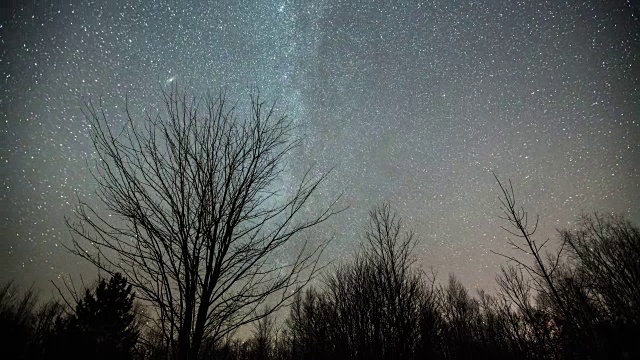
[{"left": 1, "top": 0, "right": 639, "bottom": 295}]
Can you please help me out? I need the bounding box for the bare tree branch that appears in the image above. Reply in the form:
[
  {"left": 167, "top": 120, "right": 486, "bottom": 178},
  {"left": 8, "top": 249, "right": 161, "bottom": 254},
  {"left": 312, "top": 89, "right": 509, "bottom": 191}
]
[{"left": 65, "top": 84, "right": 343, "bottom": 360}]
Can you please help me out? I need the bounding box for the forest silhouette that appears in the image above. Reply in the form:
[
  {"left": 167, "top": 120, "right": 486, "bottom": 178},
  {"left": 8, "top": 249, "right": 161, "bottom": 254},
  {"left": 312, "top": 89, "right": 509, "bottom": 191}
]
[
  {"left": 2, "top": 87, "right": 638, "bottom": 359},
  {"left": 3, "top": 208, "right": 639, "bottom": 359}
]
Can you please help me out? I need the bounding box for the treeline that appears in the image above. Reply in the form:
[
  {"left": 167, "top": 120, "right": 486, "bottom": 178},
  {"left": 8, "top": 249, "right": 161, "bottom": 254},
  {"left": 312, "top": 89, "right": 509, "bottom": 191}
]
[
  {"left": 1, "top": 273, "right": 138, "bottom": 360},
  {"left": 213, "top": 205, "right": 640, "bottom": 360},
  {"left": 3, "top": 205, "right": 639, "bottom": 359}
]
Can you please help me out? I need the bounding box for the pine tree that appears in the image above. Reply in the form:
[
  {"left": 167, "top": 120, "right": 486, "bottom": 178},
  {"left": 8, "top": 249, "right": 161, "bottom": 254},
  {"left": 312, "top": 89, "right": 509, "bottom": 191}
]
[{"left": 65, "top": 273, "right": 139, "bottom": 360}]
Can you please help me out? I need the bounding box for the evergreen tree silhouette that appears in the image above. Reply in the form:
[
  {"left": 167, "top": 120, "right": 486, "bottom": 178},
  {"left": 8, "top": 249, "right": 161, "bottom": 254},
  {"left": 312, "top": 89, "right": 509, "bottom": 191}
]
[{"left": 64, "top": 273, "right": 139, "bottom": 360}]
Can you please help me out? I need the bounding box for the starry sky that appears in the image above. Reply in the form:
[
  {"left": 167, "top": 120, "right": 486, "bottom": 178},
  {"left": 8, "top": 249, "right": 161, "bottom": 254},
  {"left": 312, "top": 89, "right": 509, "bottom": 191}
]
[{"left": 1, "top": 0, "right": 639, "bottom": 295}]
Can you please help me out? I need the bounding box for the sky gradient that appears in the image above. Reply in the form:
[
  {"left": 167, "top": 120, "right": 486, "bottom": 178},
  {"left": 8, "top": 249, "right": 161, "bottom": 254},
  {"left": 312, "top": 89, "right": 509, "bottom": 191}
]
[{"left": 1, "top": 0, "right": 639, "bottom": 294}]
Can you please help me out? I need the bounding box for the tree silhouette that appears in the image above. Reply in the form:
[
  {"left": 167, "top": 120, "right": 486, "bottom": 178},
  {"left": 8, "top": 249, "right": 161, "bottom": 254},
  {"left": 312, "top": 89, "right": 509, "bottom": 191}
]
[
  {"left": 491, "top": 174, "right": 640, "bottom": 359},
  {"left": 492, "top": 173, "right": 567, "bottom": 357},
  {"left": 246, "top": 307, "right": 277, "bottom": 360},
  {"left": 554, "top": 213, "right": 640, "bottom": 359},
  {"left": 66, "top": 85, "right": 340, "bottom": 359},
  {"left": 284, "top": 287, "right": 335, "bottom": 360},
  {"left": 54, "top": 273, "right": 139, "bottom": 360},
  {"left": 0, "top": 282, "right": 39, "bottom": 359},
  {"left": 0, "top": 282, "right": 64, "bottom": 359},
  {"left": 561, "top": 213, "right": 640, "bottom": 327},
  {"left": 301, "top": 203, "right": 426, "bottom": 360}
]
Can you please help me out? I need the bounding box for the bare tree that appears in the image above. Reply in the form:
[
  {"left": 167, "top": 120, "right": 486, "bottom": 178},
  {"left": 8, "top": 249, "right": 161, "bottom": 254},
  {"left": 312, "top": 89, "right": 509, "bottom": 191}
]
[
  {"left": 491, "top": 173, "right": 568, "bottom": 358},
  {"left": 360, "top": 202, "right": 424, "bottom": 359},
  {"left": 0, "top": 282, "right": 65, "bottom": 359},
  {"left": 558, "top": 213, "right": 640, "bottom": 359},
  {"left": 491, "top": 173, "right": 567, "bottom": 315},
  {"left": 561, "top": 213, "right": 640, "bottom": 325},
  {"left": 246, "top": 307, "right": 277, "bottom": 360},
  {"left": 66, "top": 85, "right": 341, "bottom": 360},
  {"left": 321, "top": 203, "right": 426, "bottom": 360}
]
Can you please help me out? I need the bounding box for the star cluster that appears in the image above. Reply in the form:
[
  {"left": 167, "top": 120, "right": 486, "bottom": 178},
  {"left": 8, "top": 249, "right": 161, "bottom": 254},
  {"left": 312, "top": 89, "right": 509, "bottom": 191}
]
[{"left": 1, "top": 0, "right": 639, "bottom": 292}]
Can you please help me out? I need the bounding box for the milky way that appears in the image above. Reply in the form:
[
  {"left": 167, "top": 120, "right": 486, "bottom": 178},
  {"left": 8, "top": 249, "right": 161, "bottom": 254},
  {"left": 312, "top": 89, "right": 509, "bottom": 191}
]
[{"left": 1, "top": 0, "right": 639, "bottom": 293}]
